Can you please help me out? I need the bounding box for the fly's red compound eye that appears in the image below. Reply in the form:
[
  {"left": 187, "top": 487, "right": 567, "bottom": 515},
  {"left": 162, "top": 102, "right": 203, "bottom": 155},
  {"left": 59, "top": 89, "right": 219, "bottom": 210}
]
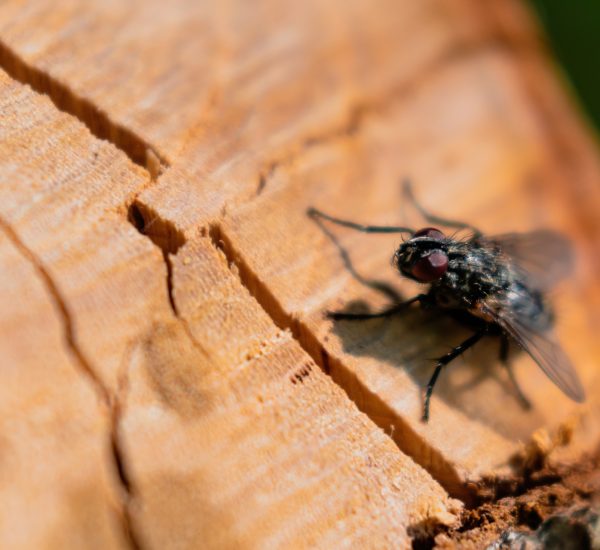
[
  {"left": 413, "top": 227, "right": 445, "bottom": 240},
  {"left": 411, "top": 251, "right": 449, "bottom": 282}
]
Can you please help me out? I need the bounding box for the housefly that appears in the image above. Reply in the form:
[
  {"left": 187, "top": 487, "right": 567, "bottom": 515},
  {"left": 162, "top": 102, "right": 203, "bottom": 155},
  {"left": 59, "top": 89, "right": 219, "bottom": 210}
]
[{"left": 308, "top": 182, "right": 585, "bottom": 421}]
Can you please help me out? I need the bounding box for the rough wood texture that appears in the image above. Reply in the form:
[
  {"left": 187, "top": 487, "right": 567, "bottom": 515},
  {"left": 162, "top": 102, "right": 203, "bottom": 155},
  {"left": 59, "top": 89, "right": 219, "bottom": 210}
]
[
  {"left": 0, "top": 0, "right": 483, "bottom": 187},
  {"left": 214, "top": 50, "right": 600, "bottom": 500},
  {"left": 0, "top": 69, "right": 460, "bottom": 548},
  {"left": 1, "top": 0, "right": 599, "bottom": 547},
  {"left": 121, "top": 237, "right": 460, "bottom": 548},
  {"left": 0, "top": 71, "right": 161, "bottom": 395},
  {"left": 0, "top": 230, "right": 127, "bottom": 549}
]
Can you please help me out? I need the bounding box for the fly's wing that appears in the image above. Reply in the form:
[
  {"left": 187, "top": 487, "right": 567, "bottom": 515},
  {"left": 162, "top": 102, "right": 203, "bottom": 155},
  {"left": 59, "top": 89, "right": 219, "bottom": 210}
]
[
  {"left": 482, "top": 299, "right": 585, "bottom": 403},
  {"left": 481, "top": 230, "right": 574, "bottom": 291}
]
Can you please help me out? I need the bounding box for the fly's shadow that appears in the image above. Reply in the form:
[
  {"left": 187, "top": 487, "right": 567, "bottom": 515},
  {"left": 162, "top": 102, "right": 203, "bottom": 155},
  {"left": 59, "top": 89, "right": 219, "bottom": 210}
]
[{"left": 309, "top": 180, "right": 538, "bottom": 436}]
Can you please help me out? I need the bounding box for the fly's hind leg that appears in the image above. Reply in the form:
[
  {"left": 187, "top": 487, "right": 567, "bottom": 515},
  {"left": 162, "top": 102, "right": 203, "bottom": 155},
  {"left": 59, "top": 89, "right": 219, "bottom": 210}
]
[
  {"left": 402, "top": 179, "right": 482, "bottom": 238},
  {"left": 500, "top": 335, "right": 532, "bottom": 410},
  {"left": 423, "top": 331, "right": 485, "bottom": 421}
]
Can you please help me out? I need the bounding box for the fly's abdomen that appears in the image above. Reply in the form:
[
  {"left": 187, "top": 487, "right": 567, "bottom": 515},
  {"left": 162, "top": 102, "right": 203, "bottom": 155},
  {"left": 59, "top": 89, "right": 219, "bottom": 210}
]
[{"left": 505, "top": 281, "right": 554, "bottom": 332}]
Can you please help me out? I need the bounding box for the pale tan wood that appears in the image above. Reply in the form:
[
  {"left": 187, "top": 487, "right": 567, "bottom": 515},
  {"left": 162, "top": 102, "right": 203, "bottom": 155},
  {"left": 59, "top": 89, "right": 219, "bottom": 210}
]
[
  {"left": 0, "top": 229, "right": 127, "bottom": 549},
  {"left": 0, "top": 70, "right": 166, "bottom": 395},
  {"left": 1, "top": 0, "right": 600, "bottom": 543},
  {"left": 121, "top": 237, "right": 460, "bottom": 548},
  {"left": 0, "top": 69, "right": 461, "bottom": 547},
  {"left": 0, "top": 0, "right": 479, "bottom": 172},
  {"left": 135, "top": 1, "right": 491, "bottom": 228},
  {"left": 4, "top": 0, "right": 590, "bottom": 504},
  {"left": 155, "top": 50, "right": 600, "bottom": 500}
]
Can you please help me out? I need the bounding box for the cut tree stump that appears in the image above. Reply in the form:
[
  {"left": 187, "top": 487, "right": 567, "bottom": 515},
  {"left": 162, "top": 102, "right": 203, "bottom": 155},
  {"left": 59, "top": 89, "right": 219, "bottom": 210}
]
[{"left": 0, "top": 0, "right": 599, "bottom": 548}]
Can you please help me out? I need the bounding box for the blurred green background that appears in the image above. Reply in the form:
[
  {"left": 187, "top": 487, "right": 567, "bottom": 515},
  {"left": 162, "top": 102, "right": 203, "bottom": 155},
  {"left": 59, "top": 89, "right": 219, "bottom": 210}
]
[{"left": 530, "top": 0, "right": 600, "bottom": 132}]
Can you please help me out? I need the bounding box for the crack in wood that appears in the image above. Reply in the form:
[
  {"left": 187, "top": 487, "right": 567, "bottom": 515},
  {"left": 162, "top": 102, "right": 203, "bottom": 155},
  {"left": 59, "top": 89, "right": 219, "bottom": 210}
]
[
  {"left": 254, "top": 39, "right": 501, "bottom": 197},
  {"left": 111, "top": 353, "right": 145, "bottom": 550},
  {"left": 127, "top": 199, "right": 186, "bottom": 317},
  {"left": 207, "top": 221, "right": 473, "bottom": 503},
  {"left": 0, "top": 216, "right": 143, "bottom": 549},
  {"left": 0, "top": 217, "right": 109, "bottom": 404},
  {"left": 0, "top": 39, "right": 168, "bottom": 176},
  {"left": 125, "top": 198, "right": 215, "bottom": 363}
]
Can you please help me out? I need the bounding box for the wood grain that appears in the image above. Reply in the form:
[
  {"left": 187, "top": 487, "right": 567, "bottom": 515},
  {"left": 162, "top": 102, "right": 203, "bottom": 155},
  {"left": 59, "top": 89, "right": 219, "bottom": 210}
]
[
  {"left": 0, "top": 70, "right": 163, "bottom": 395},
  {"left": 0, "top": 227, "right": 128, "bottom": 549},
  {"left": 0, "top": 68, "right": 460, "bottom": 547},
  {"left": 0, "top": 1, "right": 482, "bottom": 180},
  {"left": 1, "top": 0, "right": 600, "bottom": 546},
  {"left": 120, "top": 236, "right": 460, "bottom": 548},
  {"left": 161, "top": 49, "right": 600, "bottom": 499}
]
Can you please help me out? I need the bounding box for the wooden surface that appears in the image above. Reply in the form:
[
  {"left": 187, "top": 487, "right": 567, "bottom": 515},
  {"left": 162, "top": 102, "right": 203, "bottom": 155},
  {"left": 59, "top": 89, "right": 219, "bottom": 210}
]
[
  {"left": 0, "top": 0, "right": 599, "bottom": 548},
  {"left": 216, "top": 50, "right": 600, "bottom": 498},
  {"left": 0, "top": 70, "right": 460, "bottom": 548},
  {"left": 0, "top": 229, "right": 127, "bottom": 549}
]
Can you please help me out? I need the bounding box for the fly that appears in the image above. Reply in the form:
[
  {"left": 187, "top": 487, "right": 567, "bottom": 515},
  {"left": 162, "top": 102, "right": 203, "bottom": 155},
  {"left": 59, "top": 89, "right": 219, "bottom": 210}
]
[{"left": 308, "top": 182, "right": 585, "bottom": 421}]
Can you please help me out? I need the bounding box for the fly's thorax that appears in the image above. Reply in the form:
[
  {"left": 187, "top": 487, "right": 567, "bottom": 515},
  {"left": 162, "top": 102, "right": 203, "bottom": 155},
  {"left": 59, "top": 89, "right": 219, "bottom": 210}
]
[{"left": 431, "top": 242, "right": 513, "bottom": 306}]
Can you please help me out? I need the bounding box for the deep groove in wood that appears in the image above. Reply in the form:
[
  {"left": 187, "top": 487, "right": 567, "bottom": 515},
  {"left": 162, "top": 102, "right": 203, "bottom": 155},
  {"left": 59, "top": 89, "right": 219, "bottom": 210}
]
[
  {"left": 0, "top": 39, "right": 168, "bottom": 175},
  {"left": 124, "top": 199, "right": 214, "bottom": 360},
  {"left": 0, "top": 217, "right": 142, "bottom": 549},
  {"left": 110, "top": 366, "right": 144, "bottom": 550},
  {"left": 0, "top": 217, "right": 109, "bottom": 404},
  {"left": 208, "top": 221, "right": 473, "bottom": 503},
  {"left": 127, "top": 200, "right": 186, "bottom": 316}
]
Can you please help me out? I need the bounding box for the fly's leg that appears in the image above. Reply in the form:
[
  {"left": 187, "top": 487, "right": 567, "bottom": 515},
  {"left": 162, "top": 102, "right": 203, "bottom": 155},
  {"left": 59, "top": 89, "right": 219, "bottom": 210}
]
[
  {"left": 328, "top": 294, "right": 426, "bottom": 321},
  {"left": 499, "top": 335, "right": 532, "bottom": 410},
  {"left": 423, "top": 331, "right": 485, "bottom": 422},
  {"left": 402, "top": 179, "right": 483, "bottom": 239},
  {"left": 309, "top": 209, "right": 403, "bottom": 302},
  {"left": 307, "top": 207, "right": 413, "bottom": 234}
]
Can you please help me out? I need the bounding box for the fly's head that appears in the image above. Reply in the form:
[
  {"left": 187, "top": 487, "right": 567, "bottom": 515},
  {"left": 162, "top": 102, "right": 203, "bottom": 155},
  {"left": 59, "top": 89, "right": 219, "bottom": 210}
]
[{"left": 394, "top": 227, "right": 449, "bottom": 283}]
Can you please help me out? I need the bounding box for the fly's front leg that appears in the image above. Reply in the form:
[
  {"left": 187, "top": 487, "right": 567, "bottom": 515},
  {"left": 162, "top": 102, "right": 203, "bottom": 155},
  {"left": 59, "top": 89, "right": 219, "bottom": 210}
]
[
  {"left": 499, "top": 335, "right": 532, "bottom": 410},
  {"left": 327, "top": 294, "right": 426, "bottom": 321},
  {"left": 402, "top": 179, "right": 482, "bottom": 239},
  {"left": 307, "top": 207, "right": 413, "bottom": 234},
  {"left": 423, "top": 330, "right": 485, "bottom": 421},
  {"left": 309, "top": 211, "right": 402, "bottom": 303}
]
